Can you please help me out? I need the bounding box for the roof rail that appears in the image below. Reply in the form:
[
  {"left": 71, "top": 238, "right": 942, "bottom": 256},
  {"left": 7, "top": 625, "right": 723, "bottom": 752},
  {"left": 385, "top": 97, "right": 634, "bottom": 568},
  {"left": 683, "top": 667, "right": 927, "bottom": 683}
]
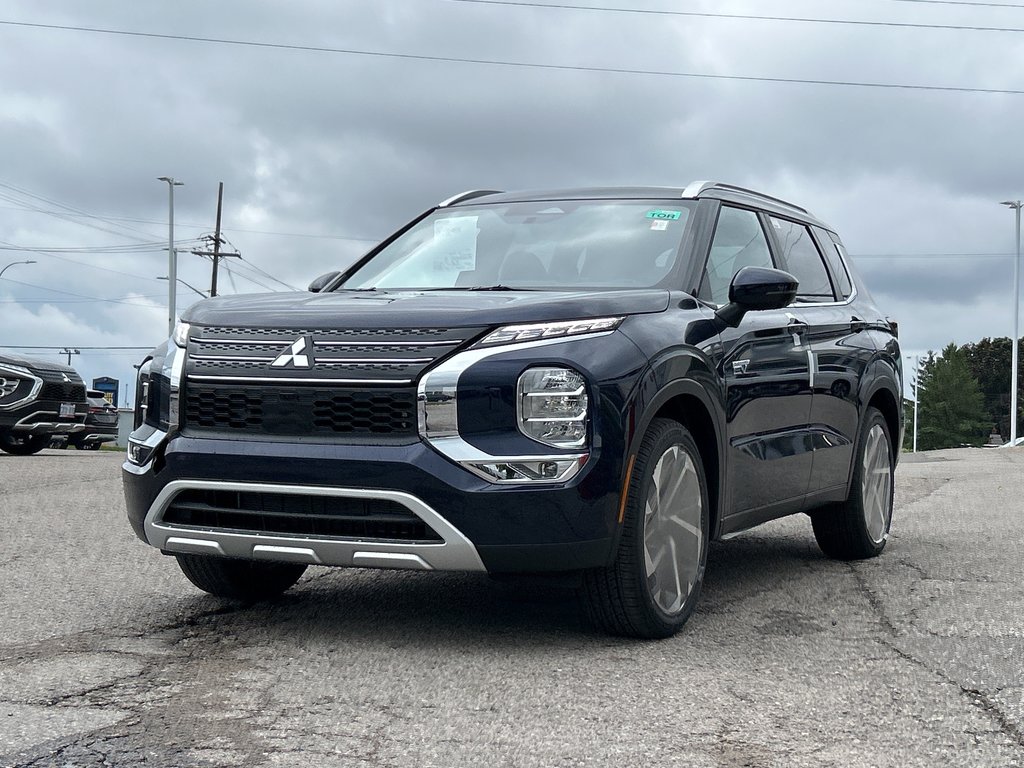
[
  {"left": 680, "top": 181, "right": 807, "bottom": 213},
  {"left": 437, "top": 189, "right": 504, "bottom": 207}
]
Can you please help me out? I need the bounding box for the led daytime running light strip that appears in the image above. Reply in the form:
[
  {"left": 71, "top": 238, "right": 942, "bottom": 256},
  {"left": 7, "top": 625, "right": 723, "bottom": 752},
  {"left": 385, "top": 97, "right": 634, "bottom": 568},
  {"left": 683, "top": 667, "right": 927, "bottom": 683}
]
[{"left": 479, "top": 317, "right": 623, "bottom": 346}]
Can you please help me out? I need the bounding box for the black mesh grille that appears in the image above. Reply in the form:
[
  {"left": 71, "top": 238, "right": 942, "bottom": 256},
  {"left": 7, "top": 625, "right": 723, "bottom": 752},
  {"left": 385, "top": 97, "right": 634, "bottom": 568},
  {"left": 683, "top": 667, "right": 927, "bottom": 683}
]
[
  {"left": 162, "top": 489, "right": 442, "bottom": 542},
  {"left": 183, "top": 384, "right": 417, "bottom": 437},
  {"left": 40, "top": 382, "right": 86, "bottom": 402}
]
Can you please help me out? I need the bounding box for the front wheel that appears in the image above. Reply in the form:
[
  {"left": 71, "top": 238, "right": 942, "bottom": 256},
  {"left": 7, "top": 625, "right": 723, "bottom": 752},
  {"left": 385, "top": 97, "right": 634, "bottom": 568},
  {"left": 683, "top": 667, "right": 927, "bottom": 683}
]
[
  {"left": 0, "top": 432, "right": 50, "bottom": 456},
  {"left": 175, "top": 554, "right": 307, "bottom": 601},
  {"left": 580, "top": 418, "right": 710, "bottom": 639},
  {"left": 811, "top": 406, "right": 894, "bottom": 560}
]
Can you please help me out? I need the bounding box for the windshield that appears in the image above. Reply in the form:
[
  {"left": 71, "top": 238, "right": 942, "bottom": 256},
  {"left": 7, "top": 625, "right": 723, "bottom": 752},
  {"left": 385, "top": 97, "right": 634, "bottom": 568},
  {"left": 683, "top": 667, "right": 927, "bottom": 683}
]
[{"left": 339, "top": 200, "right": 695, "bottom": 291}]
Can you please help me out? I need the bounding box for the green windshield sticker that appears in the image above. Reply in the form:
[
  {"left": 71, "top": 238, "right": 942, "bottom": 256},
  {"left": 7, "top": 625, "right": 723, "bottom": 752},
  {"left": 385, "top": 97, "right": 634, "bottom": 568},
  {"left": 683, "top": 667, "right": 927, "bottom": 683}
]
[{"left": 646, "top": 209, "right": 681, "bottom": 220}]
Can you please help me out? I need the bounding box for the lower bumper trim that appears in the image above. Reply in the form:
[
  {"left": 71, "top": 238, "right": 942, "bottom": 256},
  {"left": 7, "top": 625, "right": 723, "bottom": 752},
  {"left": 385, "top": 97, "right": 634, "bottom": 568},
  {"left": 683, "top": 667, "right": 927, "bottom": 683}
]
[{"left": 145, "top": 479, "right": 487, "bottom": 572}]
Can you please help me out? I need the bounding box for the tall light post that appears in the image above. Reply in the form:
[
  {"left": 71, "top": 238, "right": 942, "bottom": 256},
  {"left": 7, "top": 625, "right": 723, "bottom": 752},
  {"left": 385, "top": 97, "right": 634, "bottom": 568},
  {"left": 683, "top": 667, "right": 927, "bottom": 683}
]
[
  {"left": 1000, "top": 200, "right": 1021, "bottom": 447},
  {"left": 60, "top": 348, "right": 80, "bottom": 367},
  {"left": 905, "top": 354, "right": 921, "bottom": 453},
  {"left": 0, "top": 259, "right": 37, "bottom": 279},
  {"left": 158, "top": 177, "right": 184, "bottom": 336}
]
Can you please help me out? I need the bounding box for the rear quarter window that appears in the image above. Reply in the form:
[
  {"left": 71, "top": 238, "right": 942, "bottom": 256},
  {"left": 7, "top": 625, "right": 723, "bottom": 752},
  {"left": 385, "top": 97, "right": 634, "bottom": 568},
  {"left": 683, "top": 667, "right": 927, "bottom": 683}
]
[{"left": 814, "top": 227, "right": 854, "bottom": 299}]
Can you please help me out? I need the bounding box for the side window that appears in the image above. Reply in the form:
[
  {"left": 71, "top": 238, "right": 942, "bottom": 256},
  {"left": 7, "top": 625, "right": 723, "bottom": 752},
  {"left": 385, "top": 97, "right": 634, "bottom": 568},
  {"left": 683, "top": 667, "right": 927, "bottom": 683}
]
[
  {"left": 768, "top": 217, "right": 834, "bottom": 301},
  {"left": 700, "top": 206, "right": 774, "bottom": 305},
  {"left": 814, "top": 226, "right": 854, "bottom": 299}
]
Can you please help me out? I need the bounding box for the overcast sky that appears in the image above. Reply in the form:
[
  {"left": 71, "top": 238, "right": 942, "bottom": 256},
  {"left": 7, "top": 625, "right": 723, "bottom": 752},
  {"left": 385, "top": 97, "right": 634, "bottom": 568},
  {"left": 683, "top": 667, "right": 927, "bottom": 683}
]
[{"left": 2, "top": 0, "right": 1024, "bottom": 405}]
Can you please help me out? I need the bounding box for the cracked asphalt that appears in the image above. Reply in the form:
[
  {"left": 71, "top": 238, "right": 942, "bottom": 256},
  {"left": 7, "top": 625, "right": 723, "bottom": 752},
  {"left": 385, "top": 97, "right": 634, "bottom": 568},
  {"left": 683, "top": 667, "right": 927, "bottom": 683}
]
[{"left": 0, "top": 447, "right": 1022, "bottom": 767}]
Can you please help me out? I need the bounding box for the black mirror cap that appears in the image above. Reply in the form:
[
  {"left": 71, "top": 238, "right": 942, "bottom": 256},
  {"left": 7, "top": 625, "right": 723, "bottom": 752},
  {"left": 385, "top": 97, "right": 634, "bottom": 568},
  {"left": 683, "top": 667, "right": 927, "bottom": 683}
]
[
  {"left": 308, "top": 271, "right": 341, "bottom": 293},
  {"left": 729, "top": 266, "right": 799, "bottom": 311},
  {"left": 715, "top": 267, "right": 799, "bottom": 327}
]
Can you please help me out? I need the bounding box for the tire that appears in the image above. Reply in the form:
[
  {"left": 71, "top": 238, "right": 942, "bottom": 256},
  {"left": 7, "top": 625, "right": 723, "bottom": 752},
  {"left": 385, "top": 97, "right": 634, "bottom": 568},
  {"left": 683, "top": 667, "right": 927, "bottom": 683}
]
[
  {"left": 0, "top": 432, "right": 51, "bottom": 456},
  {"left": 811, "top": 406, "right": 894, "bottom": 560},
  {"left": 580, "top": 418, "right": 710, "bottom": 639},
  {"left": 175, "top": 553, "right": 307, "bottom": 601}
]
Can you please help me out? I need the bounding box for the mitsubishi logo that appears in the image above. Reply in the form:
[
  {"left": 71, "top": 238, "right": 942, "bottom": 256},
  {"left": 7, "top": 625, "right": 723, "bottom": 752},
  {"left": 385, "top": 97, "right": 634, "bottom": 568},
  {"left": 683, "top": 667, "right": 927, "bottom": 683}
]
[
  {"left": 271, "top": 336, "right": 313, "bottom": 369},
  {"left": 61, "top": 373, "right": 71, "bottom": 383}
]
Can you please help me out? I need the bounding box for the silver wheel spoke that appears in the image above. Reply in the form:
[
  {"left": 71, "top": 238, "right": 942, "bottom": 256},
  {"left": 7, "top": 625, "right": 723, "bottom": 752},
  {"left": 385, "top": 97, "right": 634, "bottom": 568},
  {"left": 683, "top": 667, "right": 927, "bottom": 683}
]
[
  {"left": 642, "top": 443, "right": 703, "bottom": 616},
  {"left": 861, "top": 424, "right": 892, "bottom": 544}
]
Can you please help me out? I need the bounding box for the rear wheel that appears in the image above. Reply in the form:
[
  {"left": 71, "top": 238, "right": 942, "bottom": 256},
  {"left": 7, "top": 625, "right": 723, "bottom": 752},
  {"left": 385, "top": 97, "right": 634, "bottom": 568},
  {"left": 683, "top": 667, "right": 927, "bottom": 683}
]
[
  {"left": 0, "top": 432, "right": 50, "bottom": 456},
  {"left": 581, "top": 418, "right": 709, "bottom": 639},
  {"left": 811, "top": 406, "right": 894, "bottom": 560},
  {"left": 175, "top": 554, "right": 307, "bottom": 601}
]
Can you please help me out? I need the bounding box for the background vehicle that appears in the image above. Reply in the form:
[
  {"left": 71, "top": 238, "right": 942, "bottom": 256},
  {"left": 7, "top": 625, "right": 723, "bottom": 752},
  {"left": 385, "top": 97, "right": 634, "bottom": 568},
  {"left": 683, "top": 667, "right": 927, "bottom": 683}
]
[
  {"left": 0, "top": 353, "right": 88, "bottom": 455},
  {"left": 123, "top": 183, "right": 902, "bottom": 638},
  {"left": 55, "top": 389, "right": 119, "bottom": 450}
]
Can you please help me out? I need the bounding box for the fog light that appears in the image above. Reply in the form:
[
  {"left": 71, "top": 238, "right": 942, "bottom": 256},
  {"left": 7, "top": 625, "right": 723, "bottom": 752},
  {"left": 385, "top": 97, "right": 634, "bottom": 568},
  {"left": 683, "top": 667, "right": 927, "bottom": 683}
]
[
  {"left": 127, "top": 437, "right": 156, "bottom": 467},
  {"left": 465, "top": 456, "right": 588, "bottom": 484}
]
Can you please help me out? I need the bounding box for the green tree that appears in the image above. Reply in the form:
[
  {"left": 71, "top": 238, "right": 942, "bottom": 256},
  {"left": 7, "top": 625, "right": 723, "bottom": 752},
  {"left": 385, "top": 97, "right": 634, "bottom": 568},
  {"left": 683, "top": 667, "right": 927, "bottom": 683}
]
[
  {"left": 916, "top": 343, "right": 990, "bottom": 450},
  {"left": 961, "top": 337, "right": 1024, "bottom": 441}
]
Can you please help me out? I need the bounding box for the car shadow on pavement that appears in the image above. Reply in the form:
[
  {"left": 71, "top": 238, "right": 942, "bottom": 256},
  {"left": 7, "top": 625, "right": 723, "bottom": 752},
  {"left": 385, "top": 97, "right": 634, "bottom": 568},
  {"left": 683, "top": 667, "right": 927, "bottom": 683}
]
[{"left": 159, "top": 526, "right": 836, "bottom": 648}]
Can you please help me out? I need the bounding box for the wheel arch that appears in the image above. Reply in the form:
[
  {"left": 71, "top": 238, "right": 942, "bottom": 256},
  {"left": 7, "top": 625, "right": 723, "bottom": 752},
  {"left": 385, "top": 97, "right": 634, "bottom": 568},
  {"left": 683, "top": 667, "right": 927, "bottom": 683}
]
[
  {"left": 860, "top": 357, "right": 903, "bottom": 463},
  {"left": 626, "top": 375, "right": 726, "bottom": 540}
]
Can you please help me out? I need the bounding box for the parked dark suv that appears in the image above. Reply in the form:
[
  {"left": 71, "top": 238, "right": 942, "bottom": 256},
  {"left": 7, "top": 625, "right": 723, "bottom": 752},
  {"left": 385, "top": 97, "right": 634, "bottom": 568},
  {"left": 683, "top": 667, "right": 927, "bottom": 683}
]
[
  {"left": 123, "top": 183, "right": 902, "bottom": 638},
  {"left": 1, "top": 353, "right": 88, "bottom": 455}
]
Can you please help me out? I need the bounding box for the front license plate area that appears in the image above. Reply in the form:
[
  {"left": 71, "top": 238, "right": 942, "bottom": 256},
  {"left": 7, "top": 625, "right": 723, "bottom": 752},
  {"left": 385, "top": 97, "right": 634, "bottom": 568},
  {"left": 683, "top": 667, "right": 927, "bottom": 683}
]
[{"left": 59, "top": 403, "right": 76, "bottom": 419}]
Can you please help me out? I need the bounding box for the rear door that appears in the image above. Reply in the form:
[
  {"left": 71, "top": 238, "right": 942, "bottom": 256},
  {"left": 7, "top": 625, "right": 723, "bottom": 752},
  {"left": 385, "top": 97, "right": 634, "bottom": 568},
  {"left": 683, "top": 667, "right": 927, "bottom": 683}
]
[
  {"left": 766, "top": 217, "right": 874, "bottom": 498},
  {"left": 699, "top": 205, "right": 814, "bottom": 518}
]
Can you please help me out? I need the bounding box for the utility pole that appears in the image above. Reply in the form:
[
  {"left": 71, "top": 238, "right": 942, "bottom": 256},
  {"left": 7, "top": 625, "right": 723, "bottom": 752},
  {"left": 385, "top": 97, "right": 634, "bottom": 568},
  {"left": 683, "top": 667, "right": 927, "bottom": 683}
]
[
  {"left": 192, "top": 182, "right": 239, "bottom": 294},
  {"left": 211, "top": 182, "right": 224, "bottom": 297},
  {"left": 61, "top": 348, "right": 80, "bottom": 367}
]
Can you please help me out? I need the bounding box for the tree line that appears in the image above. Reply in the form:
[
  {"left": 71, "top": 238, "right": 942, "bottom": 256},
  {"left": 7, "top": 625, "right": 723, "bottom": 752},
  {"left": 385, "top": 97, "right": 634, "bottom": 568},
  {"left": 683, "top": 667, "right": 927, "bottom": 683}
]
[{"left": 904, "top": 337, "right": 1024, "bottom": 451}]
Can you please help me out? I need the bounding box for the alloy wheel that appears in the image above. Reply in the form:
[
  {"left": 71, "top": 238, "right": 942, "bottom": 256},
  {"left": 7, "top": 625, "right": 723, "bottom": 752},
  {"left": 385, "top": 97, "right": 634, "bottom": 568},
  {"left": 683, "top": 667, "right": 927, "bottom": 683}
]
[
  {"left": 642, "top": 445, "right": 703, "bottom": 616},
  {"left": 861, "top": 423, "right": 892, "bottom": 544}
]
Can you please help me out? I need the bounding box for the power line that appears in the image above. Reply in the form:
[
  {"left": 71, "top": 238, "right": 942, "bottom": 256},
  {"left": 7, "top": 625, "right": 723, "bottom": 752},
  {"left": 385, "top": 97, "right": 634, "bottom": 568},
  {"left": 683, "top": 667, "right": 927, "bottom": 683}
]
[
  {"left": 3, "top": 20, "right": 1024, "bottom": 96},
  {"left": 881, "top": 0, "right": 1024, "bottom": 8},
  {"left": 0, "top": 276, "right": 164, "bottom": 306},
  {"left": 849, "top": 252, "right": 1014, "bottom": 258},
  {"left": 445, "top": 0, "right": 1024, "bottom": 33},
  {"left": 0, "top": 345, "right": 153, "bottom": 350}
]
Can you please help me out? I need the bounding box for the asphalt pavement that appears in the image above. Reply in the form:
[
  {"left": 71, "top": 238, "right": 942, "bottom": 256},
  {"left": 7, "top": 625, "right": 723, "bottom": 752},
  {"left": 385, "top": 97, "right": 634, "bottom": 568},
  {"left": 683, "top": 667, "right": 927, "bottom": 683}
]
[{"left": 1, "top": 447, "right": 1022, "bottom": 767}]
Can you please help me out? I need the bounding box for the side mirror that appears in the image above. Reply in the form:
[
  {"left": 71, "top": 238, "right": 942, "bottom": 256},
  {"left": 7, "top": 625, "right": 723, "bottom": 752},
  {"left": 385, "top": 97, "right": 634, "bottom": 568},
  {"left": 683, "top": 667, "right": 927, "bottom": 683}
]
[
  {"left": 715, "top": 266, "right": 799, "bottom": 327},
  {"left": 308, "top": 271, "right": 341, "bottom": 293}
]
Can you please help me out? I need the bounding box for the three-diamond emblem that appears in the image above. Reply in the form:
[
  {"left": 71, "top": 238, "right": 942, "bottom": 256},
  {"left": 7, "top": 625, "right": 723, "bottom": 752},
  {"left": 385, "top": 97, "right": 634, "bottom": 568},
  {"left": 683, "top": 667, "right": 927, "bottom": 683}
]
[{"left": 271, "top": 336, "right": 312, "bottom": 369}]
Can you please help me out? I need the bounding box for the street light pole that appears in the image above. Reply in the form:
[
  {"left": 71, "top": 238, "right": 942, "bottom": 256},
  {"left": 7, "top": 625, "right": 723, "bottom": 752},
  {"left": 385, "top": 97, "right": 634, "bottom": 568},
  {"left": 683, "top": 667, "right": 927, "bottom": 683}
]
[
  {"left": 0, "top": 259, "right": 37, "bottom": 279},
  {"left": 158, "top": 177, "right": 184, "bottom": 336},
  {"left": 906, "top": 354, "right": 920, "bottom": 453},
  {"left": 157, "top": 275, "right": 207, "bottom": 299},
  {"left": 1001, "top": 200, "right": 1021, "bottom": 446}
]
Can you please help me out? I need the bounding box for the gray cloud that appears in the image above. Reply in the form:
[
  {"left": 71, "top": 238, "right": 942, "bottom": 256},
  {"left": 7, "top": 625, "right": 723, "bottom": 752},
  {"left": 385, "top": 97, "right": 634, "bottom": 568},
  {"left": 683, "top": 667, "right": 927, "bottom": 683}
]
[{"left": 2, "top": 0, "right": 1023, "bottom": 393}]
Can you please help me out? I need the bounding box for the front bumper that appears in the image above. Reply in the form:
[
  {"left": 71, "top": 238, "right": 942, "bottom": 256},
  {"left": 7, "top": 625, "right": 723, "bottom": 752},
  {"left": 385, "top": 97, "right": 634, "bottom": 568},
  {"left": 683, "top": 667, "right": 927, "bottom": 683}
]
[{"left": 123, "top": 434, "right": 623, "bottom": 574}]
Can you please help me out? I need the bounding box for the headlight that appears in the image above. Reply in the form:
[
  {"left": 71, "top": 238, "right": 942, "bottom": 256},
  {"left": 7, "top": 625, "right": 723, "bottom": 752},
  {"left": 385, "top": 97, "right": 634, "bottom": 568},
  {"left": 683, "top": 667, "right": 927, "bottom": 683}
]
[
  {"left": 172, "top": 321, "right": 191, "bottom": 348},
  {"left": 479, "top": 317, "right": 623, "bottom": 346},
  {"left": 517, "top": 367, "right": 588, "bottom": 448}
]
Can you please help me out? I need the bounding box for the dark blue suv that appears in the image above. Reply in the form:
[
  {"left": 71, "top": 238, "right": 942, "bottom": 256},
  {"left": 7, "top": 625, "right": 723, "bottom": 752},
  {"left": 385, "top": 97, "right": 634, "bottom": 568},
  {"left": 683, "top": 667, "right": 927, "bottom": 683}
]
[{"left": 123, "top": 183, "right": 902, "bottom": 638}]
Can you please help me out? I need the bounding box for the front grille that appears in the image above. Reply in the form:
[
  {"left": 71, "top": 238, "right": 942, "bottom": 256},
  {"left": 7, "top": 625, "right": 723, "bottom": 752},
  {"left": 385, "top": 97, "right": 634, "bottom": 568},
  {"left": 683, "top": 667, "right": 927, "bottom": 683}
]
[
  {"left": 183, "top": 384, "right": 417, "bottom": 437},
  {"left": 185, "top": 325, "right": 486, "bottom": 384},
  {"left": 39, "top": 382, "right": 86, "bottom": 402},
  {"left": 162, "top": 489, "right": 443, "bottom": 542}
]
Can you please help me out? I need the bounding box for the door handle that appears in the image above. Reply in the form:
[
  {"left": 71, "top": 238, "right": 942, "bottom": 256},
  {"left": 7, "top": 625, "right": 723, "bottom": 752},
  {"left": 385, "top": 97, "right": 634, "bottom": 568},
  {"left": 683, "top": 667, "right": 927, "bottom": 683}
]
[{"left": 787, "top": 319, "right": 808, "bottom": 347}]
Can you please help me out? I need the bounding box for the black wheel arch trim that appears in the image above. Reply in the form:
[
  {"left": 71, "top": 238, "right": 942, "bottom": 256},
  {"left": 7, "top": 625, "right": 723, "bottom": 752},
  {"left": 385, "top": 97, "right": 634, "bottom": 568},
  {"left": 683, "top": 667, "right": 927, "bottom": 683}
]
[{"left": 619, "top": 350, "right": 727, "bottom": 542}]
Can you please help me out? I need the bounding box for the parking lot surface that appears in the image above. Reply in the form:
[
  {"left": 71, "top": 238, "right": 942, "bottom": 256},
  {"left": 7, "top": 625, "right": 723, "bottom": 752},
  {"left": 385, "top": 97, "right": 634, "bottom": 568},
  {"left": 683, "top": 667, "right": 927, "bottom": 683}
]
[{"left": 1, "top": 448, "right": 1022, "bottom": 767}]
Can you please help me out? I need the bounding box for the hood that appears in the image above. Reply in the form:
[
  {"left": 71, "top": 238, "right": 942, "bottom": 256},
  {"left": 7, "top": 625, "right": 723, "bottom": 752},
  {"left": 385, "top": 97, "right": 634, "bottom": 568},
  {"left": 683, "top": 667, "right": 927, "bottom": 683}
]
[
  {"left": 182, "top": 288, "right": 671, "bottom": 329},
  {"left": 0, "top": 352, "right": 80, "bottom": 375}
]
